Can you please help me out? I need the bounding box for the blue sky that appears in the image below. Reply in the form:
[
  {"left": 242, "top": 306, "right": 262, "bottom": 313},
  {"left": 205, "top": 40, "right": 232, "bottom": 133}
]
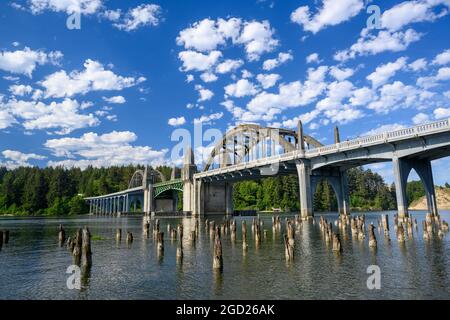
[{"left": 1, "top": 0, "right": 450, "bottom": 185}]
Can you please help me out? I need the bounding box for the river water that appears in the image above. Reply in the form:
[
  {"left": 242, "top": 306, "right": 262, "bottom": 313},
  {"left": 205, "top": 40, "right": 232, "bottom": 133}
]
[{"left": 0, "top": 211, "right": 449, "bottom": 300}]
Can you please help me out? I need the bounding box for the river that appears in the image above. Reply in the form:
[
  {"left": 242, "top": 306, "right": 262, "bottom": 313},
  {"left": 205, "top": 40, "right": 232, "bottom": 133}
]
[{"left": 0, "top": 210, "right": 449, "bottom": 299}]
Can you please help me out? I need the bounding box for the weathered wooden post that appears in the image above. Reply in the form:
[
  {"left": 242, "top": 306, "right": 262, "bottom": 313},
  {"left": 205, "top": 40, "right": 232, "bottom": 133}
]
[
  {"left": 176, "top": 239, "right": 183, "bottom": 263},
  {"left": 153, "top": 219, "right": 160, "bottom": 239},
  {"left": 284, "top": 234, "right": 294, "bottom": 262},
  {"left": 209, "top": 221, "right": 215, "bottom": 239},
  {"left": 242, "top": 220, "right": 248, "bottom": 251},
  {"left": 213, "top": 227, "right": 223, "bottom": 271},
  {"left": 382, "top": 214, "right": 389, "bottom": 235},
  {"left": 115, "top": 228, "right": 122, "bottom": 242},
  {"left": 82, "top": 227, "right": 92, "bottom": 268},
  {"left": 255, "top": 221, "right": 261, "bottom": 244},
  {"left": 368, "top": 223, "right": 377, "bottom": 248},
  {"left": 73, "top": 228, "right": 82, "bottom": 265},
  {"left": 230, "top": 219, "right": 236, "bottom": 242},
  {"left": 177, "top": 224, "right": 183, "bottom": 240},
  {"left": 170, "top": 228, "right": 177, "bottom": 240},
  {"left": 157, "top": 232, "right": 164, "bottom": 255},
  {"left": 58, "top": 225, "right": 65, "bottom": 246},
  {"left": 126, "top": 232, "right": 133, "bottom": 245},
  {"left": 332, "top": 233, "right": 342, "bottom": 253},
  {"left": 144, "top": 221, "right": 150, "bottom": 238},
  {"left": 3, "top": 230, "right": 10, "bottom": 245},
  {"left": 189, "top": 230, "right": 196, "bottom": 246},
  {"left": 287, "top": 221, "right": 295, "bottom": 246}
]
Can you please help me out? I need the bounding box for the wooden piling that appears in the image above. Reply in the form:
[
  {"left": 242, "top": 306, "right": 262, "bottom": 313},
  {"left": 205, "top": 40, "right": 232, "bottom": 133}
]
[
  {"left": 58, "top": 225, "right": 65, "bottom": 246},
  {"left": 397, "top": 223, "right": 405, "bottom": 242},
  {"left": 230, "top": 219, "right": 236, "bottom": 242},
  {"left": 368, "top": 223, "right": 377, "bottom": 248},
  {"left": 332, "top": 233, "right": 342, "bottom": 252},
  {"left": 287, "top": 221, "right": 295, "bottom": 246},
  {"left": 73, "top": 229, "right": 82, "bottom": 265},
  {"left": 115, "top": 228, "right": 122, "bottom": 242},
  {"left": 189, "top": 230, "right": 196, "bottom": 246},
  {"left": 284, "top": 234, "right": 294, "bottom": 262},
  {"left": 3, "top": 230, "right": 10, "bottom": 245},
  {"left": 213, "top": 227, "right": 223, "bottom": 271},
  {"left": 177, "top": 224, "right": 183, "bottom": 240},
  {"left": 126, "top": 232, "right": 133, "bottom": 244},
  {"left": 170, "top": 228, "right": 177, "bottom": 240},
  {"left": 176, "top": 239, "right": 183, "bottom": 263},
  {"left": 242, "top": 220, "right": 248, "bottom": 250},
  {"left": 157, "top": 232, "right": 164, "bottom": 254},
  {"left": 82, "top": 227, "right": 92, "bottom": 268}
]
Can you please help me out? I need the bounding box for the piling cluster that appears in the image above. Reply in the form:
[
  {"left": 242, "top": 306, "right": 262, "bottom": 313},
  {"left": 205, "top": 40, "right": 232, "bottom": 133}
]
[{"left": 66, "top": 226, "right": 92, "bottom": 269}]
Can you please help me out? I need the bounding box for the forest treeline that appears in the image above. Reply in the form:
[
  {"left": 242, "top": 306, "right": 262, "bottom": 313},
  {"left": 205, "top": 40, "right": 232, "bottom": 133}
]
[{"left": 0, "top": 165, "right": 444, "bottom": 215}]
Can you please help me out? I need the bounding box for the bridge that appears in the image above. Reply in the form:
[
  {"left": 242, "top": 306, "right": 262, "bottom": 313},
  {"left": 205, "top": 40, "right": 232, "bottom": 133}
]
[{"left": 86, "top": 118, "right": 450, "bottom": 219}]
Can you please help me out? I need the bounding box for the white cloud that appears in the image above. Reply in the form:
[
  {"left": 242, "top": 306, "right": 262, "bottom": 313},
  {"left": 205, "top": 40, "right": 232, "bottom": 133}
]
[
  {"left": 168, "top": 116, "right": 186, "bottom": 126},
  {"left": 0, "top": 47, "right": 63, "bottom": 77},
  {"left": 280, "top": 110, "right": 321, "bottom": 129},
  {"left": 412, "top": 112, "right": 430, "bottom": 124},
  {"left": 363, "top": 123, "right": 407, "bottom": 136},
  {"left": 306, "top": 53, "right": 320, "bottom": 64},
  {"left": 40, "top": 59, "right": 144, "bottom": 98},
  {"left": 380, "top": 0, "right": 450, "bottom": 32},
  {"left": 215, "top": 59, "right": 244, "bottom": 74},
  {"left": 366, "top": 57, "right": 407, "bottom": 88},
  {"left": 195, "top": 85, "right": 214, "bottom": 102},
  {"left": 102, "top": 95, "right": 126, "bottom": 104},
  {"left": 200, "top": 72, "right": 218, "bottom": 83},
  {"left": 178, "top": 50, "right": 222, "bottom": 72},
  {"left": 349, "top": 87, "right": 374, "bottom": 106},
  {"left": 2, "top": 98, "right": 99, "bottom": 134},
  {"left": 1, "top": 150, "right": 46, "bottom": 169},
  {"left": 330, "top": 66, "right": 354, "bottom": 81},
  {"left": 434, "top": 107, "right": 450, "bottom": 119},
  {"left": 334, "top": 28, "right": 422, "bottom": 61},
  {"left": 99, "top": 9, "right": 121, "bottom": 21},
  {"left": 256, "top": 74, "right": 281, "bottom": 89},
  {"left": 236, "top": 20, "right": 279, "bottom": 61},
  {"left": 45, "top": 131, "right": 168, "bottom": 168},
  {"left": 186, "top": 74, "right": 194, "bottom": 83},
  {"left": 409, "top": 58, "right": 428, "bottom": 71},
  {"left": 246, "top": 66, "right": 328, "bottom": 121},
  {"left": 417, "top": 67, "right": 450, "bottom": 88},
  {"left": 225, "top": 79, "right": 259, "bottom": 98},
  {"left": 433, "top": 49, "right": 450, "bottom": 65},
  {"left": 112, "top": 4, "right": 161, "bottom": 31},
  {"left": 9, "top": 84, "right": 33, "bottom": 96},
  {"left": 262, "top": 52, "right": 293, "bottom": 70},
  {"left": 0, "top": 110, "right": 16, "bottom": 130},
  {"left": 444, "top": 91, "right": 450, "bottom": 99},
  {"left": 291, "top": 0, "right": 364, "bottom": 33},
  {"left": 176, "top": 18, "right": 242, "bottom": 52},
  {"left": 193, "top": 112, "right": 223, "bottom": 124},
  {"left": 28, "top": 0, "right": 103, "bottom": 15}
]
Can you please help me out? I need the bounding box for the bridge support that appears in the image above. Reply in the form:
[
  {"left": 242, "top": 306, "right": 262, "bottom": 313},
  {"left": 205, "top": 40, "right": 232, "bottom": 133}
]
[
  {"left": 312, "top": 171, "right": 350, "bottom": 217},
  {"left": 296, "top": 161, "right": 313, "bottom": 219},
  {"left": 393, "top": 157, "right": 438, "bottom": 219}
]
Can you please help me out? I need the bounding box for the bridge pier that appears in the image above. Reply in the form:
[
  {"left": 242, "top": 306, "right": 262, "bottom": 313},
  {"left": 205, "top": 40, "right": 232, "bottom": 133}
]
[
  {"left": 393, "top": 157, "right": 438, "bottom": 219},
  {"left": 296, "top": 161, "right": 313, "bottom": 219}
]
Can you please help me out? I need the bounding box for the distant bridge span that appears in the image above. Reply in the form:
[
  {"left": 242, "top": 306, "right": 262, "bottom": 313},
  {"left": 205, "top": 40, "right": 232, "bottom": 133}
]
[{"left": 86, "top": 118, "right": 450, "bottom": 219}]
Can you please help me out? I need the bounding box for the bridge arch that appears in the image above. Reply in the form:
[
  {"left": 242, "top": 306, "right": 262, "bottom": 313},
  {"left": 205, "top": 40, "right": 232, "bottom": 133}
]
[
  {"left": 203, "top": 124, "right": 323, "bottom": 171},
  {"left": 128, "top": 168, "right": 166, "bottom": 189}
]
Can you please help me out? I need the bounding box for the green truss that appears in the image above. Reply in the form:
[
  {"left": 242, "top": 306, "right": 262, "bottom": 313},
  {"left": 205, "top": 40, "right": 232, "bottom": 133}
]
[{"left": 153, "top": 179, "right": 183, "bottom": 198}]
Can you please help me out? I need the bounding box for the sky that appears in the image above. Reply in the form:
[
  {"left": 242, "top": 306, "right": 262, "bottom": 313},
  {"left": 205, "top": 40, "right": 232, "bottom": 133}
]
[{"left": 1, "top": 0, "right": 450, "bottom": 185}]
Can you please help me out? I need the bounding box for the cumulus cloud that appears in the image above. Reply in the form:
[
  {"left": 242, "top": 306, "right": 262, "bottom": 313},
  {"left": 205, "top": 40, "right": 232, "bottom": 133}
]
[
  {"left": 363, "top": 123, "right": 407, "bottom": 136},
  {"left": 434, "top": 107, "right": 450, "bottom": 119},
  {"left": 178, "top": 50, "right": 222, "bottom": 72},
  {"left": 45, "top": 131, "right": 168, "bottom": 168},
  {"left": 1, "top": 98, "right": 99, "bottom": 134},
  {"left": 176, "top": 18, "right": 278, "bottom": 61},
  {"left": 334, "top": 28, "right": 422, "bottom": 61},
  {"left": 225, "top": 79, "right": 259, "bottom": 98},
  {"left": 1, "top": 150, "right": 46, "bottom": 169},
  {"left": 27, "top": 0, "right": 103, "bottom": 15},
  {"left": 409, "top": 58, "right": 428, "bottom": 71},
  {"left": 417, "top": 67, "right": 450, "bottom": 88},
  {"left": 193, "top": 112, "right": 223, "bottom": 124},
  {"left": 262, "top": 52, "right": 293, "bottom": 71},
  {"left": 168, "top": 116, "right": 186, "bottom": 126},
  {"left": 0, "top": 47, "right": 63, "bottom": 77},
  {"left": 306, "top": 53, "right": 321, "bottom": 64},
  {"left": 215, "top": 59, "right": 244, "bottom": 74},
  {"left": 330, "top": 66, "right": 354, "bottom": 81},
  {"left": 366, "top": 57, "right": 407, "bottom": 88},
  {"left": 380, "top": 0, "right": 450, "bottom": 32},
  {"left": 40, "top": 59, "right": 145, "bottom": 98},
  {"left": 102, "top": 95, "right": 126, "bottom": 104},
  {"left": 256, "top": 74, "right": 281, "bottom": 89},
  {"left": 432, "top": 49, "right": 450, "bottom": 65},
  {"left": 200, "top": 72, "right": 218, "bottom": 83},
  {"left": 195, "top": 85, "right": 214, "bottom": 102},
  {"left": 112, "top": 4, "right": 162, "bottom": 31},
  {"left": 291, "top": 0, "right": 364, "bottom": 33},
  {"left": 9, "top": 84, "right": 33, "bottom": 96}
]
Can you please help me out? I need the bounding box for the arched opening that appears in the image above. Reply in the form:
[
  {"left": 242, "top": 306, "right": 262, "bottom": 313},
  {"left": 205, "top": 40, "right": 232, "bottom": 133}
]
[
  {"left": 312, "top": 178, "right": 338, "bottom": 213},
  {"left": 406, "top": 168, "right": 429, "bottom": 210}
]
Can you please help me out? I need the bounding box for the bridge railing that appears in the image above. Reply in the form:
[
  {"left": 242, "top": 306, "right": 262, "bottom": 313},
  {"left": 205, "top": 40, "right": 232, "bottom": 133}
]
[{"left": 306, "top": 118, "right": 450, "bottom": 157}]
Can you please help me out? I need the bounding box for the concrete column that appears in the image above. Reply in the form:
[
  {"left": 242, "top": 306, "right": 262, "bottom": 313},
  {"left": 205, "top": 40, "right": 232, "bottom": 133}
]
[
  {"left": 339, "top": 171, "right": 350, "bottom": 216},
  {"left": 296, "top": 161, "right": 313, "bottom": 219},
  {"left": 225, "top": 182, "right": 233, "bottom": 215},
  {"left": 193, "top": 179, "right": 204, "bottom": 217},
  {"left": 392, "top": 157, "right": 410, "bottom": 219},
  {"left": 413, "top": 159, "right": 438, "bottom": 217},
  {"left": 126, "top": 194, "right": 129, "bottom": 213}
]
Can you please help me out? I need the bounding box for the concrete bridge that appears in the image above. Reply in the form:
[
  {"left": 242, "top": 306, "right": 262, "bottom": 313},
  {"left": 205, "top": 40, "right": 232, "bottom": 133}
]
[{"left": 86, "top": 118, "right": 450, "bottom": 219}]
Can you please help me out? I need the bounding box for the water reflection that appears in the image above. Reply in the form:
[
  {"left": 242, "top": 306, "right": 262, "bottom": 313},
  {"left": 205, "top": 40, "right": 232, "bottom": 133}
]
[{"left": 0, "top": 211, "right": 449, "bottom": 299}]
